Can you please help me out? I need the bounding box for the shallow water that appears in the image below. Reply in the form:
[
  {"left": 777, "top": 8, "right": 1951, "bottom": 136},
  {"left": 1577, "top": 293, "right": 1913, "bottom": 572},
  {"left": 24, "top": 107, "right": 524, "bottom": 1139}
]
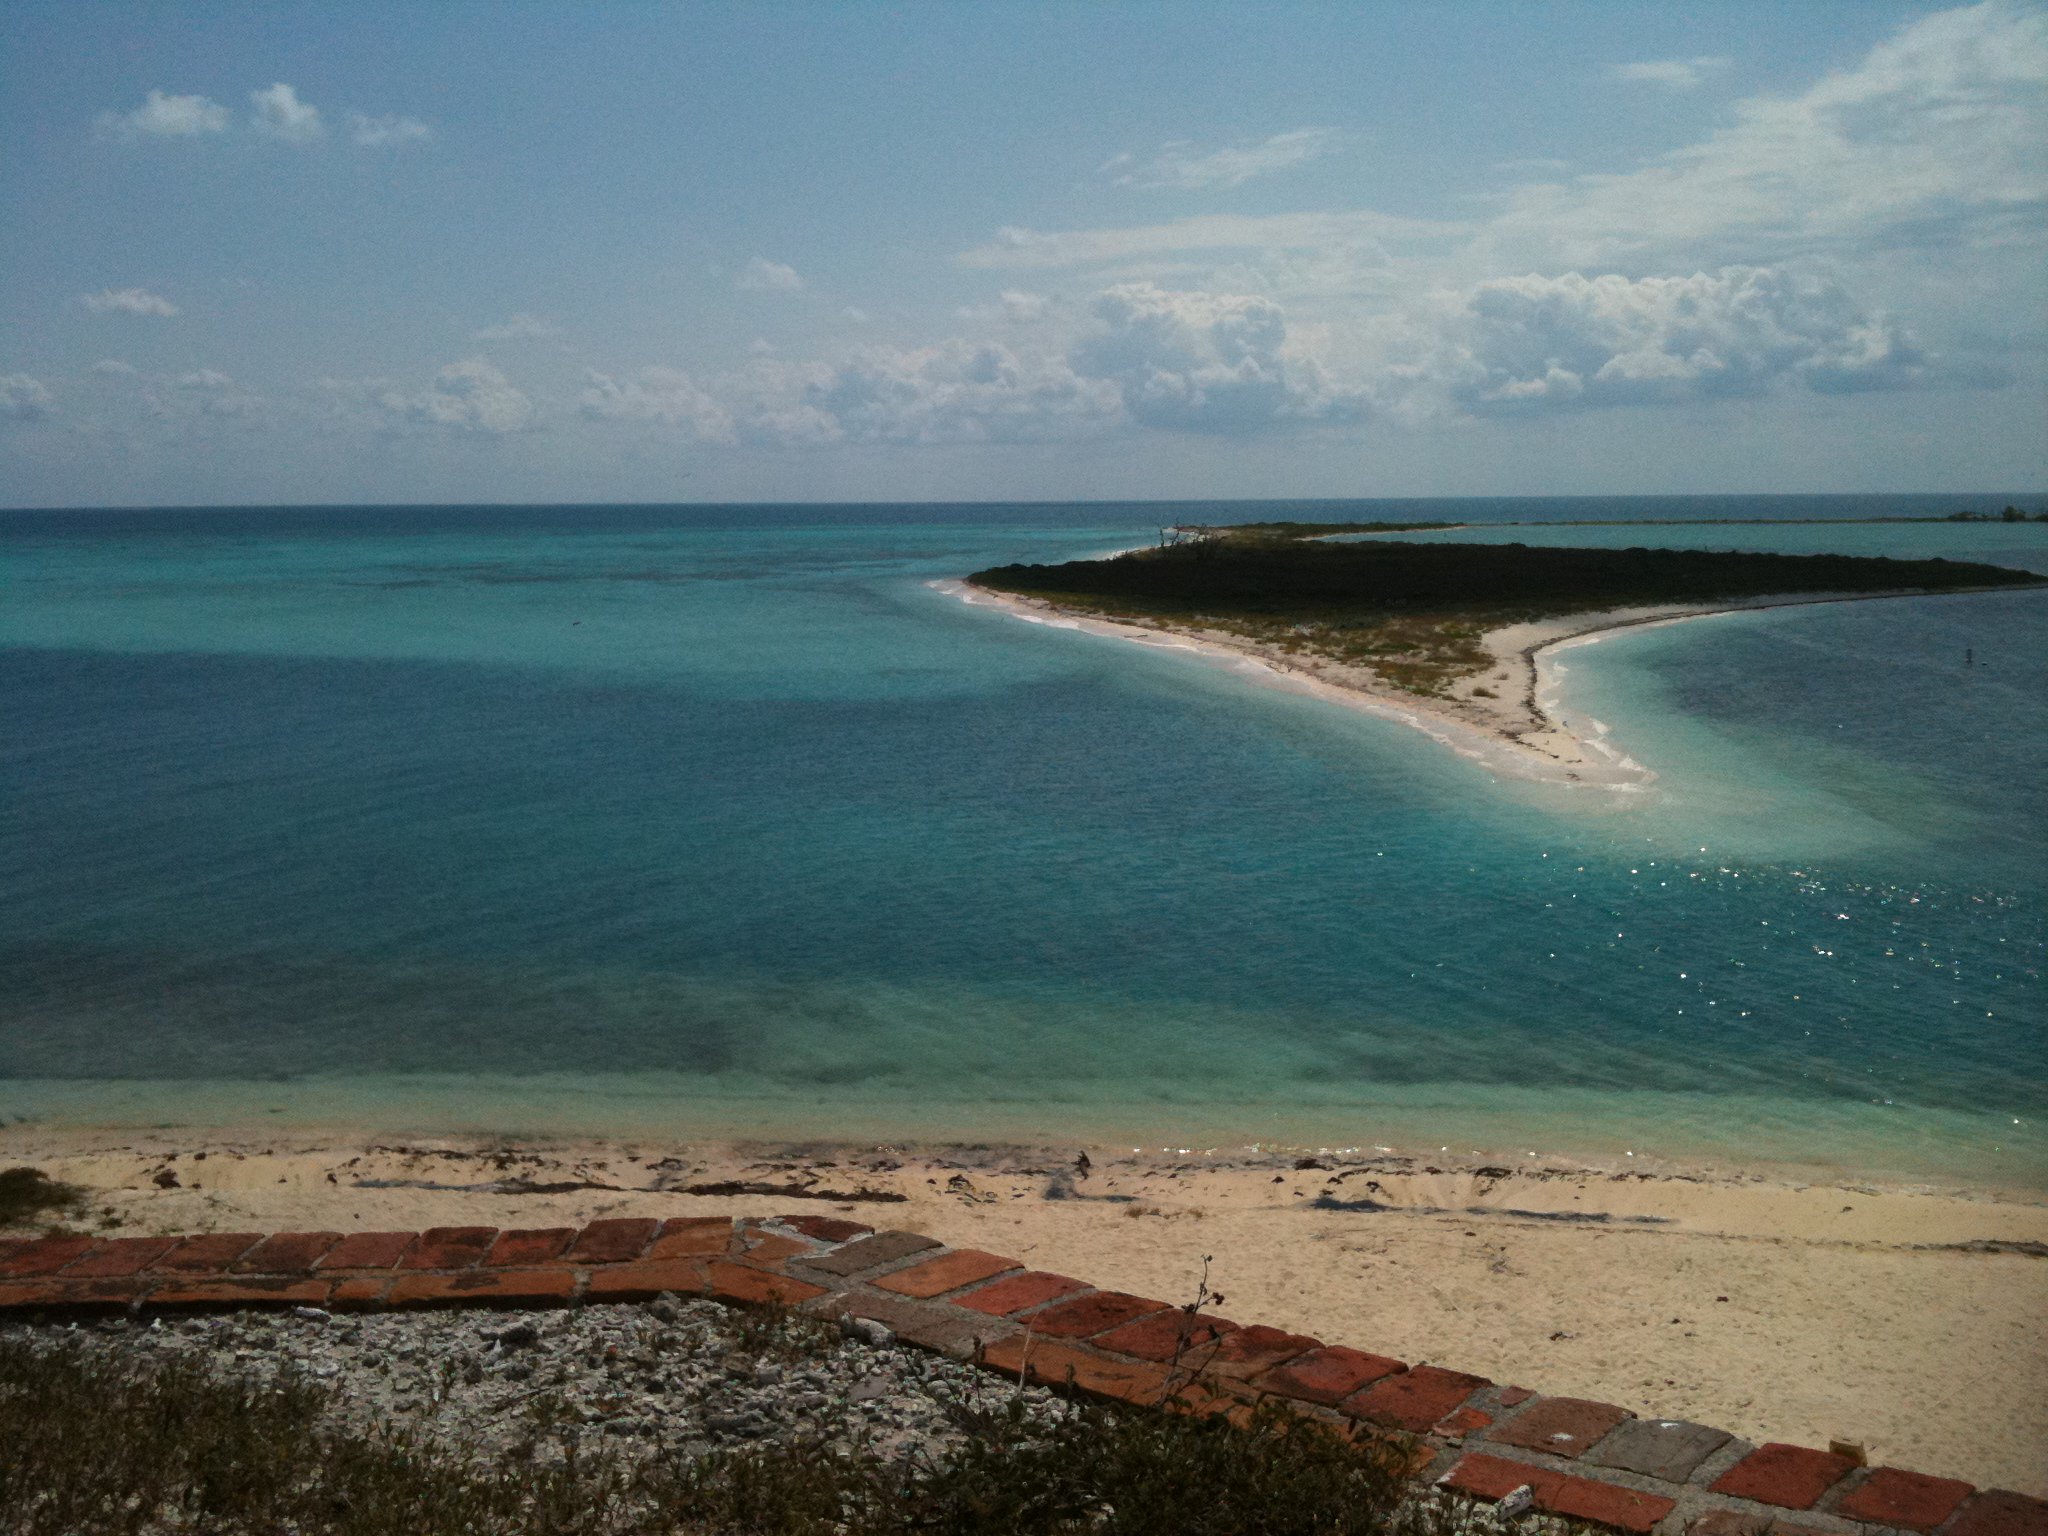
[{"left": 3, "top": 498, "right": 2042, "bottom": 1186}]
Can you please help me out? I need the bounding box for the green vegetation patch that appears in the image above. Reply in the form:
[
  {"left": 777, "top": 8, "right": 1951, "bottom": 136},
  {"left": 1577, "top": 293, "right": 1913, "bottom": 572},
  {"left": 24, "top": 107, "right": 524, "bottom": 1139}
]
[{"left": 970, "top": 538, "right": 2042, "bottom": 697}]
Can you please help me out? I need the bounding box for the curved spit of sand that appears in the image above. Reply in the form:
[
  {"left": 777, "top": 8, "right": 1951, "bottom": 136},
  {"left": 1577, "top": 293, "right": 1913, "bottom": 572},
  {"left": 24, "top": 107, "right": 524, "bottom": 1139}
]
[{"left": 937, "top": 576, "right": 2034, "bottom": 791}]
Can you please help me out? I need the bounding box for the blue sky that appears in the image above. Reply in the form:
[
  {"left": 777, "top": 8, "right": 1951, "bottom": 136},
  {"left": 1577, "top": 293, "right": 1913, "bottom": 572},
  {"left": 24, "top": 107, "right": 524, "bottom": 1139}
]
[{"left": 3, "top": 0, "right": 2043, "bottom": 506}]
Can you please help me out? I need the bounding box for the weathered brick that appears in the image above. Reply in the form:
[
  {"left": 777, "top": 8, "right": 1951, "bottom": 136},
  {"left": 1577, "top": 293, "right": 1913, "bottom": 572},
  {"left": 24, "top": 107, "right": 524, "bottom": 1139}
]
[
  {"left": 1712, "top": 1444, "right": 1858, "bottom": 1510},
  {"left": 1584, "top": 1417, "right": 1733, "bottom": 1483},
  {"left": 1835, "top": 1468, "right": 1975, "bottom": 1533},
  {"left": 1092, "top": 1309, "right": 1238, "bottom": 1363},
  {"left": 0, "top": 1235, "right": 97, "bottom": 1277},
  {"left": 982, "top": 1335, "right": 1173, "bottom": 1406},
  {"left": 735, "top": 1232, "right": 815, "bottom": 1266},
  {"left": 1436, "top": 1406, "right": 1494, "bottom": 1441},
  {"left": 61, "top": 1236, "right": 181, "bottom": 1278},
  {"left": 1546, "top": 1475, "right": 1676, "bottom": 1533},
  {"left": 585, "top": 1259, "right": 712, "bottom": 1303},
  {"left": 0, "top": 1277, "right": 146, "bottom": 1312},
  {"left": 483, "top": 1228, "right": 576, "bottom": 1266},
  {"left": 233, "top": 1232, "right": 343, "bottom": 1274},
  {"left": 1442, "top": 1451, "right": 1566, "bottom": 1504},
  {"left": 1256, "top": 1345, "right": 1406, "bottom": 1406},
  {"left": 825, "top": 1292, "right": 1009, "bottom": 1361},
  {"left": 950, "top": 1270, "right": 1088, "bottom": 1316},
  {"left": 328, "top": 1276, "right": 393, "bottom": 1309},
  {"left": 566, "top": 1218, "right": 660, "bottom": 1264},
  {"left": 1202, "top": 1323, "right": 1320, "bottom": 1380},
  {"left": 645, "top": 1218, "right": 732, "bottom": 1260},
  {"left": 776, "top": 1215, "right": 871, "bottom": 1244},
  {"left": 1487, "top": 1396, "right": 1631, "bottom": 1459},
  {"left": 1026, "top": 1291, "right": 1172, "bottom": 1340},
  {"left": 1944, "top": 1491, "right": 2048, "bottom": 1536},
  {"left": 398, "top": 1227, "right": 498, "bottom": 1270},
  {"left": 1496, "top": 1386, "right": 1536, "bottom": 1407},
  {"left": 704, "top": 1260, "right": 827, "bottom": 1308},
  {"left": 873, "top": 1249, "right": 1019, "bottom": 1299},
  {"left": 316, "top": 1231, "right": 417, "bottom": 1271},
  {"left": 144, "top": 1277, "right": 331, "bottom": 1310},
  {"left": 387, "top": 1268, "right": 577, "bottom": 1309},
  {"left": 153, "top": 1233, "right": 263, "bottom": 1274},
  {"left": 1345, "top": 1365, "right": 1489, "bottom": 1431},
  {"left": 799, "top": 1230, "right": 940, "bottom": 1277}
]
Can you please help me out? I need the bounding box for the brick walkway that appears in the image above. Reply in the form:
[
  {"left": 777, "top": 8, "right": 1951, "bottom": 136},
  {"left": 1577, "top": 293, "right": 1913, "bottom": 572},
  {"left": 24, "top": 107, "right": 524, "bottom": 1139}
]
[{"left": 2, "top": 1213, "right": 2041, "bottom": 1536}]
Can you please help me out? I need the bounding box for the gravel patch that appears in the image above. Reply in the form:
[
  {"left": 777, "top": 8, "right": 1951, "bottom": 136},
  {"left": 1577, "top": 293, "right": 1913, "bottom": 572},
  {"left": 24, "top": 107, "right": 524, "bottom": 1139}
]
[{"left": 0, "top": 1295, "right": 1072, "bottom": 1467}]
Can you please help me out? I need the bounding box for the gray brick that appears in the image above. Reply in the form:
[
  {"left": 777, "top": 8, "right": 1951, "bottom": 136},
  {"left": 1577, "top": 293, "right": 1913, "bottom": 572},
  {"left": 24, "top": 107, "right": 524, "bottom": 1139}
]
[
  {"left": 1582, "top": 1417, "right": 1734, "bottom": 1483},
  {"left": 798, "top": 1230, "right": 941, "bottom": 1277}
]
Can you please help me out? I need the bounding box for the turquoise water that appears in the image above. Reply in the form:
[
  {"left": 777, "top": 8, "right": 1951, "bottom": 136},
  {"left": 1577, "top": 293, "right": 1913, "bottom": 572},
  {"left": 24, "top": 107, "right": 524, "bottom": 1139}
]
[{"left": 3, "top": 499, "right": 2043, "bottom": 1186}]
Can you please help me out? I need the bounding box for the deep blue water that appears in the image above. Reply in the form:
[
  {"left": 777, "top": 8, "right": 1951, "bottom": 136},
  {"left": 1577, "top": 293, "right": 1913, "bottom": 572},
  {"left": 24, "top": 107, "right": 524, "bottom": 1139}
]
[{"left": 2, "top": 497, "right": 2043, "bottom": 1184}]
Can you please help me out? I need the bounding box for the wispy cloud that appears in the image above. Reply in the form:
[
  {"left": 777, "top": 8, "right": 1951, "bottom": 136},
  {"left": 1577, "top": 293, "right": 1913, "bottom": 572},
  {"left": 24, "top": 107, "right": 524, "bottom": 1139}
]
[
  {"left": 349, "top": 112, "right": 432, "bottom": 148},
  {"left": 471, "top": 313, "right": 560, "bottom": 342},
  {"left": 1, "top": 374, "right": 54, "bottom": 421},
  {"left": 1104, "top": 128, "right": 1343, "bottom": 191},
  {"left": 1610, "top": 56, "right": 1731, "bottom": 89},
  {"left": 82, "top": 288, "right": 180, "bottom": 317},
  {"left": 94, "top": 90, "right": 229, "bottom": 140},
  {"left": 737, "top": 257, "right": 804, "bottom": 292}
]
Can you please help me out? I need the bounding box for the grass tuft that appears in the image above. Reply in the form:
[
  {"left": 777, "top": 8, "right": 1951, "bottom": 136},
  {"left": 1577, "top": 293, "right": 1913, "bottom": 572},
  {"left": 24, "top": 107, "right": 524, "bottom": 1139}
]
[{"left": 0, "top": 1167, "right": 88, "bottom": 1229}]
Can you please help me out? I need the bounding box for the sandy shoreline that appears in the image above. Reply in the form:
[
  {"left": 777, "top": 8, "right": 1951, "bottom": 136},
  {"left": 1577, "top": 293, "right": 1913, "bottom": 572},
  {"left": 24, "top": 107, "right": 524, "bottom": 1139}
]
[
  {"left": 941, "top": 576, "right": 2030, "bottom": 790},
  {"left": 6, "top": 1128, "right": 2044, "bottom": 1493}
]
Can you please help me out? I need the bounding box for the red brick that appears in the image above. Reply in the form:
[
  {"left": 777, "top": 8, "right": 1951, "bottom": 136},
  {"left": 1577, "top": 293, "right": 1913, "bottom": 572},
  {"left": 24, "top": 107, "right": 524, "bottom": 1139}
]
[
  {"left": 1166, "top": 1374, "right": 1261, "bottom": 1428},
  {"left": 735, "top": 1231, "right": 814, "bottom": 1266},
  {"left": 316, "top": 1231, "right": 417, "bottom": 1271},
  {"left": 61, "top": 1236, "right": 181, "bottom": 1278},
  {"left": 1488, "top": 1396, "right": 1631, "bottom": 1459},
  {"left": 328, "top": 1276, "right": 392, "bottom": 1309},
  {"left": 1256, "top": 1345, "right": 1407, "bottom": 1406},
  {"left": 483, "top": 1228, "right": 576, "bottom": 1266},
  {"left": 585, "top": 1258, "right": 712, "bottom": 1302},
  {"left": 646, "top": 1217, "right": 732, "bottom": 1259},
  {"left": 1713, "top": 1444, "right": 1858, "bottom": 1510},
  {"left": 0, "top": 1235, "right": 97, "bottom": 1277},
  {"left": 234, "top": 1232, "right": 343, "bottom": 1274},
  {"left": 152, "top": 1233, "right": 263, "bottom": 1274},
  {"left": 386, "top": 1268, "right": 577, "bottom": 1308},
  {"left": 776, "top": 1214, "right": 872, "bottom": 1243},
  {"left": 952, "top": 1270, "right": 1088, "bottom": 1317},
  {"left": 874, "top": 1249, "right": 1020, "bottom": 1299},
  {"left": 1437, "top": 1406, "right": 1495, "bottom": 1441},
  {"left": 0, "top": 1277, "right": 147, "bottom": 1312},
  {"left": 1203, "top": 1323, "right": 1320, "bottom": 1380},
  {"left": 566, "top": 1218, "right": 659, "bottom": 1264},
  {"left": 145, "top": 1277, "right": 332, "bottom": 1310},
  {"left": 1836, "top": 1469, "right": 1975, "bottom": 1533},
  {"left": 1027, "top": 1291, "right": 1172, "bottom": 1340},
  {"left": 1945, "top": 1491, "right": 2048, "bottom": 1536},
  {"left": 982, "top": 1335, "right": 1173, "bottom": 1406},
  {"left": 398, "top": 1226, "right": 498, "bottom": 1270},
  {"left": 0, "top": 1239, "right": 25, "bottom": 1266},
  {"left": 703, "top": 1259, "right": 827, "bottom": 1308},
  {"left": 1443, "top": 1452, "right": 1567, "bottom": 1504},
  {"left": 1497, "top": 1386, "right": 1536, "bottom": 1407},
  {"left": 1546, "top": 1475, "right": 1677, "bottom": 1533},
  {"left": 1345, "top": 1365, "right": 1490, "bottom": 1431},
  {"left": 1092, "top": 1309, "right": 1238, "bottom": 1363},
  {"left": 1686, "top": 1511, "right": 1832, "bottom": 1536}
]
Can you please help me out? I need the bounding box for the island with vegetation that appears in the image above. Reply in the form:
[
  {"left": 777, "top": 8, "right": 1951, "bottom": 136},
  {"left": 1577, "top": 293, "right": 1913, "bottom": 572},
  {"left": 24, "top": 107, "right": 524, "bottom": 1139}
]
[{"left": 960, "top": 523, "right": 2045, "bottom": 786}]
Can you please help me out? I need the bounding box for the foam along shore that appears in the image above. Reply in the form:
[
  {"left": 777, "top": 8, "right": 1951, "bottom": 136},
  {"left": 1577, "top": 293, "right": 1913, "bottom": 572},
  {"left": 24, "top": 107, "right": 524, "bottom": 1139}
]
[
  {"left": 941, "top": 577, "right": 2026, "bottom": 791},
  {"left": 5, "top": 1128, "right": 2044, "bottom": 1494}
]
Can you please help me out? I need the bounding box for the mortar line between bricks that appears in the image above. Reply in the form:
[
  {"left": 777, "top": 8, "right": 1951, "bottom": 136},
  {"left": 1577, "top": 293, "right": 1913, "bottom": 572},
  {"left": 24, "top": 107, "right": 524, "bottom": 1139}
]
[{"left": 2, "top": 1215, "right": 2038, "bottom": 1536}]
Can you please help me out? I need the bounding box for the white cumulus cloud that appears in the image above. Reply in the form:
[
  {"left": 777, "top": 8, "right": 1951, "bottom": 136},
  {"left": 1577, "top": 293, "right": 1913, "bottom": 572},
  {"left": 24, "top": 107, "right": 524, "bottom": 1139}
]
[
  {"left": 95, "top": 90, "right": 230, "bottom": 140},
  {"left": 249, "top": 83, "right": 324, "bottom": 144},
  {"left": 1450, "top": 266, "right": 1931, "bottom": 413},
  {"left": 349, "top": 112, "right": 432, "bottom": 147},
  {"left": 351, "top": 359, "right": 536, "bottom": 434},
  {"left": 82, "top": 288, "right": 180, "bottom": 317},
  {"left": 1106, "top": 128, "right": 1345, "bottom": 190},
  {"left": 579, "top": 367, "right": 736, "bottom": 441},
  {"left": 144, "top": 368, "right": 264, "bottom": 420},
  {"left": 737, "top": 257, "right": 804, "bottom": 292},
  {"left": 1, "top": 374, "right": 54, "bottom": 421}
]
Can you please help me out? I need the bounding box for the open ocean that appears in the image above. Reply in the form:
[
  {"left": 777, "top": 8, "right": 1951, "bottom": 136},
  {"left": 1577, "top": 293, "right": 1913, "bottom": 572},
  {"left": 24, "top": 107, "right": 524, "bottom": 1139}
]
[{"left": 3, "top": 496, "right": 2044, "bottom": 1187}]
